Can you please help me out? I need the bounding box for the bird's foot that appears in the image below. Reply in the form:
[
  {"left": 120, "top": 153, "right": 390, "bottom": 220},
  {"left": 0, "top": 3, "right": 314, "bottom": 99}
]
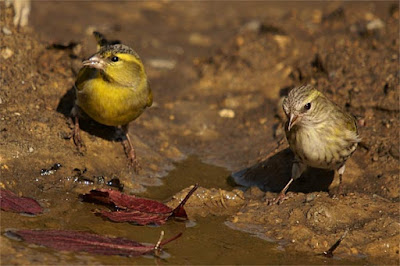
[
  {"left": 122, "top": 139, "right": 141, "bottom": 174},
  {"left": 329, "top": 184, "right": 346, "bottom": 198},
  {"left": 329, "top": 190, "right": 346, "bottom": 199},
  {"left": 71, "top": 120, "right": 86, "bottom": 154},
  {"left": 72, "top": 129, "right": 86, "bottom": 154},
  {"left": 68, "top": 113, "right": 86, "bottom": 154},
  {"left": 267, "top": 192, "right": 291, "bottom": 205},
  {"left": 127, "top": 153, "right": 141, "bottom": 174}
]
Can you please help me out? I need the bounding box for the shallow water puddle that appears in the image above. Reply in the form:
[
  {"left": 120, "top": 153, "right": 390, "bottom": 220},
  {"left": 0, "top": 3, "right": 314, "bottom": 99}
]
[
  {"left": 140, "top": 155, "right": 233, "bottom": 201},
  {"left": 136, "top": 156, "right": 367, "bottom": 265},
  {"left": 2, "top": 156, "right": 368, "bottom": 264}
]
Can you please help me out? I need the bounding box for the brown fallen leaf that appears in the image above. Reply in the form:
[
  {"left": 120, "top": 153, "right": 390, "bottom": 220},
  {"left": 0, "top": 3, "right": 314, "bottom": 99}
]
[
  {"left": 7, "top": 229, "right": 181, "bottom": 257},
  {"left": 0, "top": 189, "right": 43, "bottom": 215},
  {"left": 81, "top": 184, "right": 198, "bottom": 225}
]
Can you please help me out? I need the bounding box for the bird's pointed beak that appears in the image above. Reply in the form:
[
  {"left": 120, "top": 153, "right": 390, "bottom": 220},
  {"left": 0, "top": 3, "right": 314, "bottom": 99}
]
[
  {"left": 82, "top": 55, "right": 105, "bottom": 70},
  {"left": 287, "top": 113, "right": 298, "bottom": 131}
]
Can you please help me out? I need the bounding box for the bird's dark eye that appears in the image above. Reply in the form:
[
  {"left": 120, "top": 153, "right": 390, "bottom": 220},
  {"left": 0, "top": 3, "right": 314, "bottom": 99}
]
[
  {"left": 111, "top": 56, "right": 119, "bottom": 62},
  {"left": 304, "top": 102, "right": 311, "bottom": 110}
]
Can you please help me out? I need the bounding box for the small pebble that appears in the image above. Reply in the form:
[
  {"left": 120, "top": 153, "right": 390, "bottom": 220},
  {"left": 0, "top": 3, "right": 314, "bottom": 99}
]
[
  {"left": 107, "top": 178, "right": 124, "bottom": 191},
  {"left": 389, "top": 146, "right": 399, "bottom": 159},
  {"left": 305, "top": 193, "right": 317, "bottom": 202},
  {"left": 2, "top": 26, "right": 12, "bottom": 35},
  {"left": 218, "top": 109, "right": 235, "bottom": 118},
  {"left": 148, "top": 59, "right": 176, "bottom": 70},
  {"left": 40, "top": 163, "right": 62, "bottom": 176},
  {"left": 240, "top": 20, "right": 262, "bottom": 32},
  {"left": 188, "top": 33, "right": 211, "bottom": 46},
  {"left": 259, "top": 118, "right": 267, "bottom": 125},
  {"left": 366, "top": 19, "right": 385, "bottom": 31},
  {"left": 236, "top": 36, "right": 244, "bottom": 46},
  {"left": 95, "top": 176, "right": 105, "bottom": 184},
  {"left": 358, "top": 118, "right": 366, "bottom": 127},
  {"left": 28, "top": 147, "right": 34, "bottom": 153},
  {"left": 372, "top": 154, "right": 379, "bottom": 161},
  {"left": 273, "top": 35, "right": 290, "bottom": 49},
  {"left": 350, "top": 247, "right": 359, "bottom": 255},
  {"left": 1, "top": 47, "right": 13, "bottom": 59}
]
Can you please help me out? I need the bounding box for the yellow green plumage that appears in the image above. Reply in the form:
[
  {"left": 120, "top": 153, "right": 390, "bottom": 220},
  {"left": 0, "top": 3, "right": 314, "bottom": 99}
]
[{"left": 72, "top": 32, "right": 152, "bottom": 171}]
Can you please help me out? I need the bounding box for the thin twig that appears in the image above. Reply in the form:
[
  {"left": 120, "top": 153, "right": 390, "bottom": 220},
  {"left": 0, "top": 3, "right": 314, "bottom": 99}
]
[
  {"left": 258, "top": 136, "right": 288, "bottom": 163},
  {"left": 154, "top": 230, "right": 165, "bottom": 257},
  {"left": 322, "top": 229, "right": 349, "bottom": 258},
  {"left": 219, "top": 188, "right": 228, "bottom": 209}
]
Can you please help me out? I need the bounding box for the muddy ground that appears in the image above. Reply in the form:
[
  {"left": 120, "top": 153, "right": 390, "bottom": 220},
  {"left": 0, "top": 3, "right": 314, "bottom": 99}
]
[{"left": 1, "top": 1, "right": 399, "bottom": 265}]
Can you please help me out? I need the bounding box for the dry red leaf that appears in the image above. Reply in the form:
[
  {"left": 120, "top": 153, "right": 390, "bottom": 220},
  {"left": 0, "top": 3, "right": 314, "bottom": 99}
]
[
  {"left": 0, "top": 189, "right": 43, "bottom": 215},
  {"left": 99, "top": 210, "right": 170, "bottom": 225},
  {"left": 81, "top": 184, "right": 198, "bottom": 225},
  {"left": 7, "top": 229, "right": 182, "bottom": 256},
  {"left": 83, "top": 189, "right": 172, "bottom": 213}
]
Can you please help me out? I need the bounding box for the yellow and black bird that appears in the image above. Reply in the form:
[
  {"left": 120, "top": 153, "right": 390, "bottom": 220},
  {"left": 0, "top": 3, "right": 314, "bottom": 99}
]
[{"left": 72, "top": 32, "right": 152, "bottom": 172}]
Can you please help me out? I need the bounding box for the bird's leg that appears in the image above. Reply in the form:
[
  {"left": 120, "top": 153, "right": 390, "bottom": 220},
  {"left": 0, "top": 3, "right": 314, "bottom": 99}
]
[
  {"left": 272, "top": 160, "right": 306, "bottom": 204},
  {"left": 70, "top": 105, "right": 85, "bottom": 153},
  {"left": 121, "top": 124, "right": 140, "bottom": 173},
  {"left": 334, "top": 164, "right": 346, "bottom": 196},
  {"left": 273, "top": 178, "right": 294, "bottom": 204}
]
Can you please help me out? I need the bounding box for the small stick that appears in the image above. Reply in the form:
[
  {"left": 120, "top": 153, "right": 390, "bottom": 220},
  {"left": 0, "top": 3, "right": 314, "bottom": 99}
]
[
  {"left": 322, "top": 229, "right": 349, "bottom": 258},
  {"left": 257, "top": 137, "right": 287, "bottom": 163},
  {"left": 154, "top": 230, "right": 165, "bottom": 257},
  {"left": 219, "top": 188, "right": 228, "bottom": 209},
  {"left": 172, "top": 184, "right": 199, "bottom": 214}
]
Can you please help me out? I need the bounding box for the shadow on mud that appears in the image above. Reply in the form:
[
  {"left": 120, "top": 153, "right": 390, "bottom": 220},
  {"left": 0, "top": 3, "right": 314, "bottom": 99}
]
[
  {"left": 232, "top": 148, "right": 334, "bottom": 193},
  {"left": 56, "top": 86, "right": 120, "bottom": 142}
]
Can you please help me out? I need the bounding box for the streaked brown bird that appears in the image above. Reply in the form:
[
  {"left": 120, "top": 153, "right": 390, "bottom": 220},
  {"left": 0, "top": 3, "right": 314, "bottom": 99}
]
[{"left": 275, "top": 84, "right": 360, "bottom": 203}]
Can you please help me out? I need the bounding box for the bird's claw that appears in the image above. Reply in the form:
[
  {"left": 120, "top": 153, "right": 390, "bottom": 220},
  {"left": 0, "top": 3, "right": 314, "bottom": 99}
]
[
  {"left": 329, "top": 190, "right": 346, "bottom": 199},
  {"left": 72, "top": 128, "right": 86, "bottom": 154},
  {"left": 329, "top": 183, "right": 346, "bottom": 198},
  {"left": 273, "top": 194, "right": 287, "bottom": 205},
  {"left": 267, "top": 192, "right": 291, "bottom": 205},
  {"left": 128, "top": 156, "right": 141, "bottom": 174},
  {"left": 122, "top": 138, "right": 140, "bottom": 174}
]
